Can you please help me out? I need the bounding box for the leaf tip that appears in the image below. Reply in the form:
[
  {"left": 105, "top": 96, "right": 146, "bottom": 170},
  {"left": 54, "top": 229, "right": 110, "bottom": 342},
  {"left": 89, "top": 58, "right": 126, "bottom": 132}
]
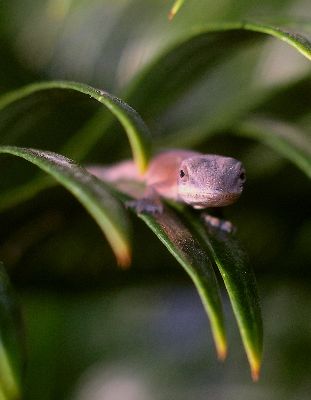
[
  {"left": 168, "top": 9, "right": 175, "bottom": 21},
  {"left": 116, "top": 248, "right": 132, "bottom": 269},
  {"left": 137, "top": 160, "right": 148, "bottom": 175},
  {"left": 245, "top": 338, "right": 262, "bottom": 381},
  {"left": 211, "top": 324, "right": 227, "bottom": 362},
  {"left": 250, "top": 359, "right": 261, "bottom": 382},
  {"left": 216, "top": 337, "right": 228, "bottom": 361},
  {"left": 217, "top": 346, "right": 227, "bottom": 362},
  {"left": 168, "top": 0, "right": 184, "bottom": 20}
]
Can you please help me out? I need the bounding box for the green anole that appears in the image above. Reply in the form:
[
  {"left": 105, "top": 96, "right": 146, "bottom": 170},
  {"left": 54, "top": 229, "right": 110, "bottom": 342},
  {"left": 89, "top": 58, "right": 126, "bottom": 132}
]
[{"left": 88, "top": 149, "right": 246, "bottom": 231}]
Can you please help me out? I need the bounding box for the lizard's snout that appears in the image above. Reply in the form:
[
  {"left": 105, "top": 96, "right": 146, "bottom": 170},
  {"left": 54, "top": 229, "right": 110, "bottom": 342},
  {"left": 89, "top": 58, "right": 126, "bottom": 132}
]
[
  {"left": 234, "top": 163, "right": 246, "bottom": 191},
  {"left": 218, "top": 160, "right": 246, "bottom": 198}
]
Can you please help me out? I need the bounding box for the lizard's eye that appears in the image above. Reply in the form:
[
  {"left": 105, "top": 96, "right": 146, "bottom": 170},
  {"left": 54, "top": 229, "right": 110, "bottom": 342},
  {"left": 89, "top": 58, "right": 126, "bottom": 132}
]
[
  {"left": 239, "top": 171, "right": 246, "bottom": 182},
  {"left": 179, "top": 166, "right": 189, "bottom": 181}
]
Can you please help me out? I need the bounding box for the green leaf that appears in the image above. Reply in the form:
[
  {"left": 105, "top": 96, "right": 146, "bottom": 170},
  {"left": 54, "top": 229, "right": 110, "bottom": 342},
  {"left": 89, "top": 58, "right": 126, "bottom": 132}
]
[
  {"left": 169, "top": 0, "right": 186, "bottom": 20},
  {"left": 235, "top": 116, "right": 311, "bottom": 178},
  {"left": 133, "top": 203, "right": 227, "bottom": 360},
  {"left": 125, "top": 21, "right": 311, "bottom": 123},
  {"left": 244, "top": 22, "right": 311, "bottom": 59},
  {"left": 129, "top": 199, "right": 263, "bottom": 378},
  {"left": 183, "top": 211, "right": 263, "bottom": 380},
  {"left": 0, "top": 81, "right": 151, "bottom": 172},
  {"left": 0, "top": 262, "right": 23, "bottom": 400},
  {"left": 0, "top": 146, "right": 132, "bottom": 267}
]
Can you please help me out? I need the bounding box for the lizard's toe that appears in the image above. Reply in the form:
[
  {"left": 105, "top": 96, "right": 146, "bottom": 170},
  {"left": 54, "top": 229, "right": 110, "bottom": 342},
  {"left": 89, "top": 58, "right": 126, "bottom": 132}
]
[{"left": 201, "top": 213, "right": 236, "bottom": 234}]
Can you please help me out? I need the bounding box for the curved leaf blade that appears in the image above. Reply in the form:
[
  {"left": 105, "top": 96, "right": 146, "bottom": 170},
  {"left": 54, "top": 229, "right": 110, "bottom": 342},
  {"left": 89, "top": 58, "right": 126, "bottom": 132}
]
[
  {"left": 207, "top": 229, "right": 262, "bottom": 380},
  {"left": 184, "top": 212, "right": 263, "bottom": 380},
  {"left": 0, "top": 146, "right": 131, "bottom": 267},
  {"left": 126, "top": 21, "right": 311, "bottom": 122},
  {"left": 235, "top": 116, "right": 311, "bottom": 178},
  {"left": 243, "top": 22, "right": 311, "bottom": 60},
  {"left": 169, "top": 0, "right": 186, "bottom": 20},
  {"left": 0, "top": 81, "right": 151, "bottom": 172},
  {"left": 0, "top": 262, "right": 24, "bottom": 399},
  {"left": 133, "top": 203, "right": 227, "bottom": 360}
]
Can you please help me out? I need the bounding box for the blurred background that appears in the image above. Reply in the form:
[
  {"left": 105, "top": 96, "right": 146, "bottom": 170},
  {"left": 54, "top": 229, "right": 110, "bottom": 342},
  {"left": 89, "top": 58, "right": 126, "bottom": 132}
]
[{"left": 0, "top": 0, "right": 311, "bottom": 399}]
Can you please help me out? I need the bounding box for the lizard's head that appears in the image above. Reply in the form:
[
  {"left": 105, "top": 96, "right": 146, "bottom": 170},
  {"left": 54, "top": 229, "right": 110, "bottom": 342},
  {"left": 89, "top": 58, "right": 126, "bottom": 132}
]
[{"left": 177, "top": 155, "right": 246, "bottom": 209}]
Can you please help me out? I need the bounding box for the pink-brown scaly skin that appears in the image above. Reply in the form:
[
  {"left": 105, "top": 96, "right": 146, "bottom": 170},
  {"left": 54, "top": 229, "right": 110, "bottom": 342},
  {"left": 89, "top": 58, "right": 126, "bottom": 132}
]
[
  {"left": 88, "top": 149, "right": 246, "bottom": 211},
  {"left": 145, "top": 150, "right": 198, "bottom": 201}
]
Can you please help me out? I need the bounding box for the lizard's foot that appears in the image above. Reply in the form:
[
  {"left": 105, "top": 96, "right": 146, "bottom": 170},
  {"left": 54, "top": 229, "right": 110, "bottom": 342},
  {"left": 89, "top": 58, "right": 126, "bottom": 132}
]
[
  {"left": 201, "top": 213, "right": 236, "bottom": 234},
  {"left": 126, "top": 198, "right": 163, "bottom": 215}
]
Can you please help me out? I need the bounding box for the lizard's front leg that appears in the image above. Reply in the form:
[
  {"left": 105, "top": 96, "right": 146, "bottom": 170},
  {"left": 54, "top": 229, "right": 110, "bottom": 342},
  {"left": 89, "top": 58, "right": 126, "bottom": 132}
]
[{"left": 126, "top": 187, "right": 164, "bottom": 214}]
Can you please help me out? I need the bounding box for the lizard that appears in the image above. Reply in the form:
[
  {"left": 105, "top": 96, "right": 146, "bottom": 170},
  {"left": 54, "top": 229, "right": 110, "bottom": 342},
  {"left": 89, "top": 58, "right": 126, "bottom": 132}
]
[{"left": 87, "top": 149, "right": 246, "bottom": 232}]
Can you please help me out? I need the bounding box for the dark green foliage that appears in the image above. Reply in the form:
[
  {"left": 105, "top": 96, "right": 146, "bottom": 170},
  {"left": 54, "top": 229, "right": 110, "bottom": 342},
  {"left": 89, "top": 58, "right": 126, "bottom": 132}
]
[{"left": 0, "top": 1, "right": 310, "bottom": 397}]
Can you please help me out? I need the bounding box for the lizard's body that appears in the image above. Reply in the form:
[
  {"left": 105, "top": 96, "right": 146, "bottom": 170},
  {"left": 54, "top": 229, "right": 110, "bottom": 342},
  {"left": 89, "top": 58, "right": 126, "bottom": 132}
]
[{"left": 88, "top": 149, "right": 246, "bottom": 209}]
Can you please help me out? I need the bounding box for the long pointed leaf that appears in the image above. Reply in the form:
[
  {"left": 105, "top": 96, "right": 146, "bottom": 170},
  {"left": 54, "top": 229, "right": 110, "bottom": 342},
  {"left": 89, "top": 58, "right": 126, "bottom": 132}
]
[
  {"left": 0, "top": 146, "right": 131, "bottom": 267},
  {"left": 183, "top": 211, "right": 263, "bottom": 380},
  {"left": 125, "top": 22, "right": 311, "bottom": 121},
  {"left": 235, "top": 116, "right": 311, "bottom": 178},
  {"left": 168, "top": 0, "right": 186, "bottom": 20},
  {"left": 0, "top": 263, "right": 24, "bottom": 400},
  {"left": 0, "top": 81, "right": 151, "bottom": 172},
  {"left": 134, "top": 204, "right": 227, "bottom": 360}
]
